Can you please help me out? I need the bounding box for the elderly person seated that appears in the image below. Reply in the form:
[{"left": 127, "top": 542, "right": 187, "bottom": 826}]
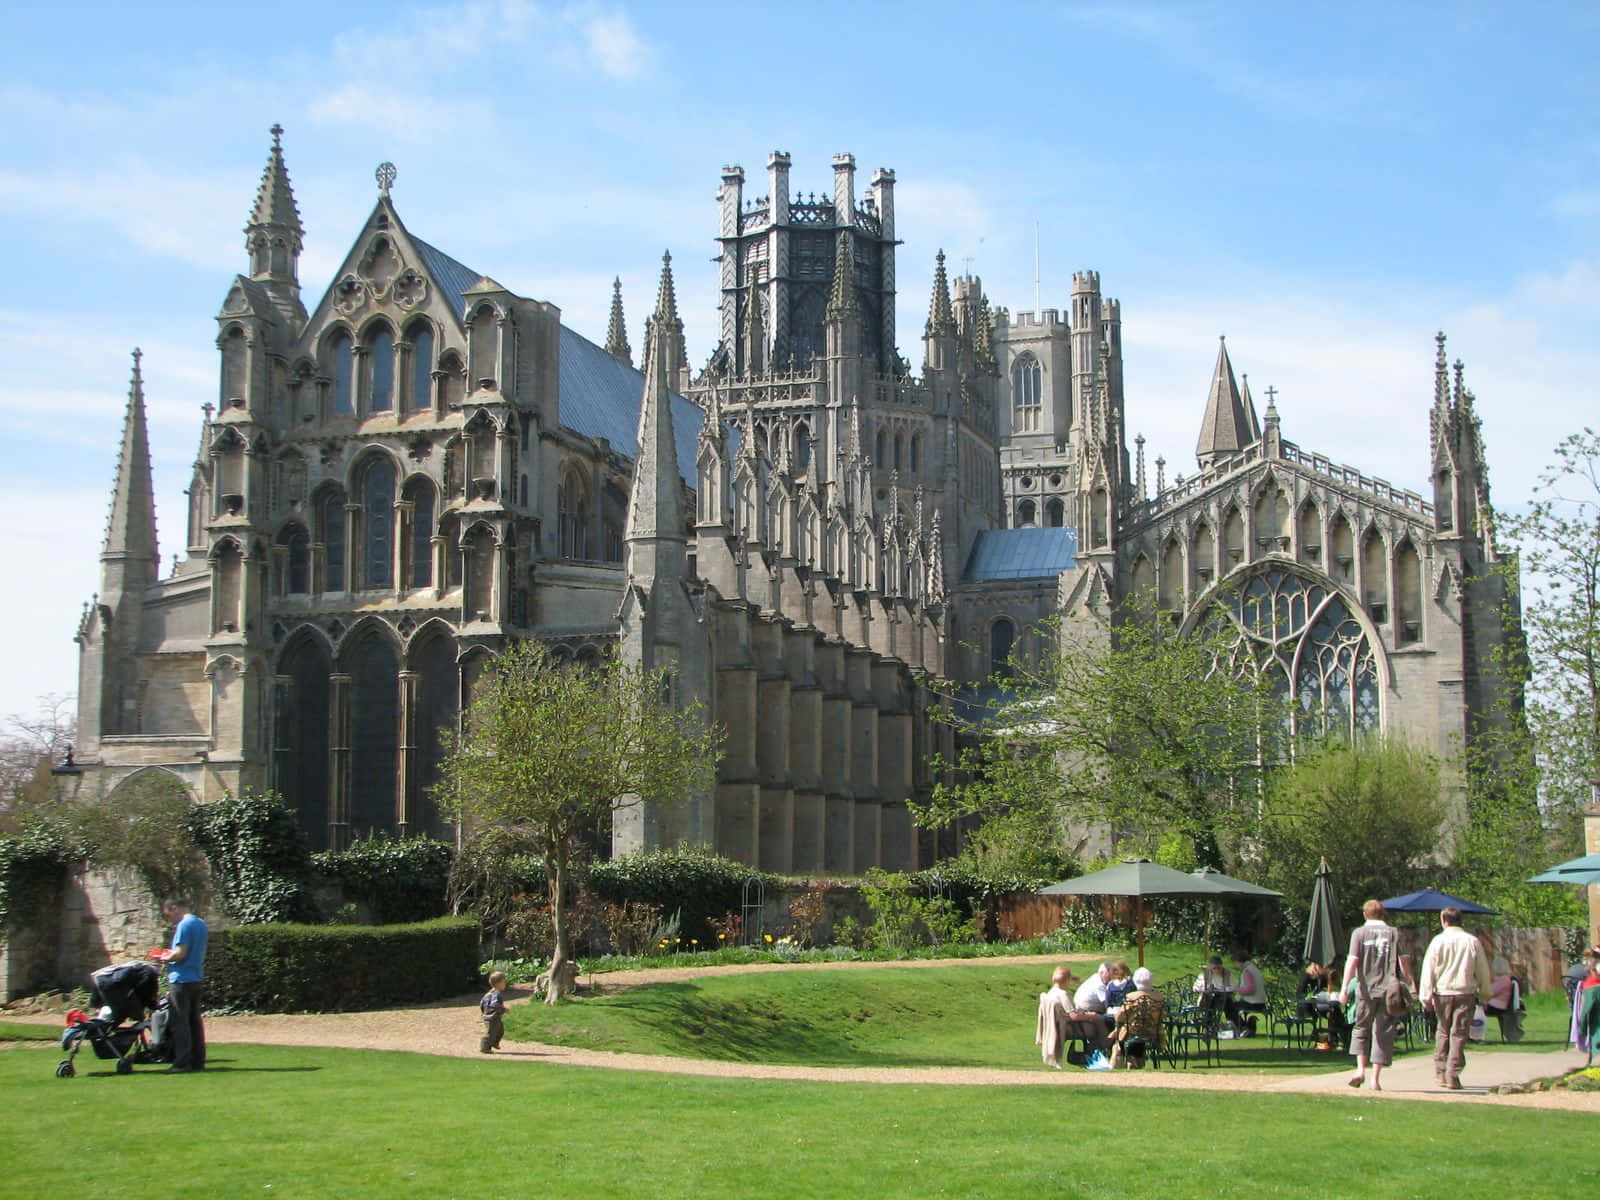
[
  {"left": 1109, "top": 967, "right": 1167, "bottom": 1068},
  {"left": 1485, "top": 956, "right": 1524, "bottom": 1042},
  {"left": 1103, "top": 961, "right": 1135, "bottom": 1015}
]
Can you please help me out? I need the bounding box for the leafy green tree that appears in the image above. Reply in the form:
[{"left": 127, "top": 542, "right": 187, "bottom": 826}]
[
  {"left": 436, "top": 643, "right": 720, "bottom": 1002},
  {"left": 1495, "top": 429, "right": 1600, "bottom": 851},
  {"left": 919, "top": 603, "right": 1286, "bottom": 870},
  {"left": 74, "top": 771, "right": 208, "bottom": 904},
  {"left": 1255, "top": 737, "right": 1444, "bottom": 920}
]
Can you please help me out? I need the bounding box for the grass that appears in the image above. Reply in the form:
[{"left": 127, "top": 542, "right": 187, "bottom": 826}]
[
  {"left": 0, "top": 1020, "right": 58, "bottom": 1042},
  {"left": 1, "top": 1042, "right": 1593, "bottom": 1199},
  {"left": 508, "top": 947, "right": 1581, "bottom": 1076}
]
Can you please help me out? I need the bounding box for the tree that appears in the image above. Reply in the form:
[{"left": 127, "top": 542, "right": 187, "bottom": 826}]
[
  {"left": 1494, "top": 429, "right": 1600, "bottom": 848},
  {"left": 1254, "top": 737, "right": 1445, "bottom": 919},
  {"left": 0, "top": 693, "right": 76, "bottom": 832},
  {"left": 919, "top": 602, "right": 1286, "bottom": 870},
  {"left": 436, "top": 643, "right": 720, "bottom": 1002}
]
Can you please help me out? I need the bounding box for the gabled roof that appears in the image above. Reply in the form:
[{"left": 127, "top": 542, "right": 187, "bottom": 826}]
[
  {"left": 406, "top": 235, "right": 699, "bottom": 486},
  {"left": 962, "top": 527, "right": 1077, "bottom": 582},
  {"left": 559, "top": 324, "right": 700, "bottom": 487},
  {"left": 410, "top": 236, "right": 483, "bottom": 319}
]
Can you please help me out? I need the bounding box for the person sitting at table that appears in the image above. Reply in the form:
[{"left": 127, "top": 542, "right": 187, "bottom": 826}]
[
  {"left": 1036, "top": 964, "right": 1076, "bottom": 1069},
  {"left": 1295, "top": 962, "right": 1329, "bottom": 1018},
  {"left": 1226, "top": 949, "right": 1268, "bottom": 1037},
  {"left": 1074, "top": 962, "right": 1111, "bottom": 1014},
  {"left": 1193, "top": 954, "right": 1233, "bottom": 1013},
  {"left": 1103, "top": 960, "right": 1135, "bottom": 1014},
  {"left": 1110, "top": 967, "right": 1167, "bottom": 1068}
]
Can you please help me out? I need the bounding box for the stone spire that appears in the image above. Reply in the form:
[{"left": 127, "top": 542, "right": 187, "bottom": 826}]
[
  {"left": 1135, "top": 433, "right": 1147, "bottom": 500},
  {"left": 623, "top": 287, "right": 686, "bottom": 584},
  {"left": 743, "top": 272, "right": 765, "bottom": 374},
  {"left": 652, "top": 251, "right": 688, "bottom": 384},
  {"left": 604, "top": 277, "right": 632, "bottom": 366},
  {"left": 245, "top": 124, "right": 304, "bottom": 316},
  {"left": 925, "top": 250, "right": 955, "bottom": 336},
  {"left": 1195, "top": 336, "right": 1253, "bottom": 469},
  {"left": 828, "top": 230, "right": 858, "bottom": 318},
  {"left": 973, "top": 300, "right": 996, "bottom": 372},
  {"left": 1238, "top": 373, "right": 1262, "bottom": 444},
  {"left": 103, "top": 349, "right": 159, "bottom": 582}
]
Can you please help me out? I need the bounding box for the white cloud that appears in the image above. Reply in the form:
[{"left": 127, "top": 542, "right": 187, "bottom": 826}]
[{"left": 580, "top": 10, "right": 651, "bottom": 80}]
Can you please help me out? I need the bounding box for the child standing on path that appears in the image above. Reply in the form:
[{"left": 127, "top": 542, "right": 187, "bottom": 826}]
[{"left": 480, "top": 971, "right": 508, "bottom": 1053}]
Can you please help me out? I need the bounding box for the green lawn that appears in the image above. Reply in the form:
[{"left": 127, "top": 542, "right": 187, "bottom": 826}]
[
  {"left": 0, "top": 1019, "right": 58, "bottom": 1042},
  {"left": 1, "top": 1043, "right": 1592, "bottom": 1199},
  {"left": 505, "top": 951, "right": 1328, "bottom": 1075}
]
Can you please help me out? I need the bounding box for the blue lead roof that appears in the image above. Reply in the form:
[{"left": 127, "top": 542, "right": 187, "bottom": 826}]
[
  {"left": 412, "top": 236, "right": 700, "bottom": 487},
  {"left": 962, "top": 527, "right": 1078, "bottom": 582}
]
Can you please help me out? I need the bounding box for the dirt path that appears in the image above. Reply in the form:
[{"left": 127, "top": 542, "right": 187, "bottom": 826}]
[{"left": 17, "top": 955, "right": 1597, "bottom": 1112}]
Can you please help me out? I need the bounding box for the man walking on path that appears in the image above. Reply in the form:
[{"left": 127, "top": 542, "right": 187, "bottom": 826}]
[
  {"left": 1419, "top": 906, "right": 1492, "bottom": 1090},
  {"left": 1342, "top": 899, "right": 1409, "bottom": 1090}
]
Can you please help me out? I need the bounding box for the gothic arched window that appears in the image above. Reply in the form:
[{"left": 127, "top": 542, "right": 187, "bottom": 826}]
[
  {"left": 1204, "top": 565, "right": 1381, "bottom": 741},
  {"left": 404, "top": 476, "right": 436, "bottom": 589},
  {"left": 368, "top": 324, "right": 395, "bottom": 413},
  {"left": 558, "top": 469, "right": 588, "bottom": 559},
  {"left": 330, "top": 331, "right": 354, "bottom": 416},
  {"left": 319, "top": 490, "right": 346, "bottom": 591},
  {"left": 280, "top": 524, "right": 310, "bottom": 595},
  {"left": 360, "top": 457, "right": 396, "bottom": 589},
  {"left": 990, "top": 617, "right": 1015, "bottom": 678},
  {"left": 1012, "top": 354, "right": 1042, "bottom": 433},
  {"left": 407, "top": 322, "right": 433, "bottom": 415}
]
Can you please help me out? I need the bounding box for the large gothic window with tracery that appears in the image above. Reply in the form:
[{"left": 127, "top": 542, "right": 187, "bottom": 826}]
[{"left": 1203, "top": 566, "right": 1381, "bottom": 740}]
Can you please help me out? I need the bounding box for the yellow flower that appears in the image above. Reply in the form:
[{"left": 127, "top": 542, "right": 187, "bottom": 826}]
[
  {"left": 718, "top": 933, "right": 726, "bottom": 941},
  {"left": 764, "top": 933, "right": 773, "bottom": 943}
]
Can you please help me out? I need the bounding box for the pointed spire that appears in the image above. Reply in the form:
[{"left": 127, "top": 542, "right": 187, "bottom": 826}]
[
  {"left": 605, "top": 277, "right": 632, "bottom": 366},
  {"left": 744, "top": 272, "right": 766, "bottom": 374},
  {"left": 828, "top": 230, "right": 858, "bottom": 318},
  {"left": 249, "top": 124, "right": 302, "bottom": 235},
  {"left": 652, "top": 251, "right": 687, "bottom": 383},
  {"left": 103, "top": 349, "right": 159, "bottom": 582},
  {"left": 1135, "top": 434, "right": 1147, "bottom": 500},
  {"left": 1195, "top": 336, "right": 1253, "bottom": 468},
  {"left": 973, "top": 300, "right": 996, "bottom": 371},
  {"left": 925, "top": 250, "right": 955, "bottom": 336},
  {"left": 699, "top": 374, "right": 723, "bottom": 450},
  {"left": 1238, "top": 372, "right": 1262, "bottom": 443},
  {"left": 623, "top": 309, "right": 686, "bottom": 583}
]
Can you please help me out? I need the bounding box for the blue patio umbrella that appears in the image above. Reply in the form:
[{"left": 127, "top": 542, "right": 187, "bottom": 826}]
[{"left": 1380, "top": 887, "right": 1496, "bottom": 915}]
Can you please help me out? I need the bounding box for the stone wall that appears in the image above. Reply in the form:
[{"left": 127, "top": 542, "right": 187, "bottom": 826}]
[{"left": 1, "top": 866, "right": 169, "bottom": 1002}]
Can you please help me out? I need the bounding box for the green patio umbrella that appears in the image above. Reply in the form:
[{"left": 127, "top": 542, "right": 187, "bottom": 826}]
[
  {"left": 1303, "top": 857, "right": 1345, "bottom": 968},
  {"left": 1039, "top": 858, "right": 1233, "bottom": 965},
  {"left": 1190, "top": 867, "right": 1283, "bottom": 898},
  {"left": 1529, "top": 851, "right": 1600, "bottom": 886}
]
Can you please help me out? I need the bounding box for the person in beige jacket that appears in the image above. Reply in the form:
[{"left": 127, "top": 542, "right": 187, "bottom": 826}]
[{"left": 1418, "top": 907, "right": 1493, "bottom": 1090}]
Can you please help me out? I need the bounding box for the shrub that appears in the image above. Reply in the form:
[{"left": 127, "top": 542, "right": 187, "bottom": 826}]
[
  {"left": 446, "top": 825, "right": 545, "bottom": 936},
  {"left": 205, "top": 915, "right": 481, "bottom": 1012},
  {"left": 72, "top": 773, "right": 209, "bottom": 904},
  {"left": 589, "top": 847, "right": 771, "bottom": 946},
  {"left": 186, "top": 791, "right": 314, "bottom": 924},
  {"left": 860, "top": 869, "right": 979, "bottom": 950},
  {"left": 0, "top": 822, "right": 74, "bottom": 931},
  {"left": 314, "top": 834, "right": 453, "bottom": 924}
]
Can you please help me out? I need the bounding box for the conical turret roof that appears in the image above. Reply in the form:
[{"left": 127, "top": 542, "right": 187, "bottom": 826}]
[
  {"left": 249, "top": 124, "right": 302, "bottom": 236},
  {"left": 103, "top": 349, "right": 159, "bottom": 580},
  {"left": 1195, "top": 336, "right": 1254, "bottom": 466}
]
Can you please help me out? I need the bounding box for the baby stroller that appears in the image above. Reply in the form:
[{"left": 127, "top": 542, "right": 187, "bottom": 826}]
[{"left": 56, "top": 961, "right": 169, "bottom": 1078}]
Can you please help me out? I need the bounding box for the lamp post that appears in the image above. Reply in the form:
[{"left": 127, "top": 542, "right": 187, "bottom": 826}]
[{"left": 49, "top": 743, "right": 84, "bottom": 800}]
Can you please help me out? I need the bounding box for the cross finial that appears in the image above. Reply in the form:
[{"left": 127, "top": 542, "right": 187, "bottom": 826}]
[
  {"left": 376, "top": 162, "right": 397, "bottom": 196},
  {"left": 270, "top": 123, "right": 283, "bottom": 148},
  {"left": 1264, "top": 385, "right": 1278, "bottom": 405}
]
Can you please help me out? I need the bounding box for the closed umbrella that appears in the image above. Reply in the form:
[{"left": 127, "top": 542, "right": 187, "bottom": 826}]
[
  {"left": 1040, "top": 858, "right": 1233, "bottom": 965},
  {"left": 1380, "top": 888, "right": 1496, "bottom": 915},
  {"left": 1304, "top": 857, "right": 1345, "bottom": 968}
]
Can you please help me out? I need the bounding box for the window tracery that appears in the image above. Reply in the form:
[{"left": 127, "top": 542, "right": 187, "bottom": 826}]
[{"left": 1203, "top": 565, "right": 1380, "bottom": 740}]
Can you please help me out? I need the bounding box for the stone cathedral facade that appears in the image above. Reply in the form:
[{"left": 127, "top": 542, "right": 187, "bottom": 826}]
[{"left": 71, "top": 132, "right": 1514, "bottom": 871}]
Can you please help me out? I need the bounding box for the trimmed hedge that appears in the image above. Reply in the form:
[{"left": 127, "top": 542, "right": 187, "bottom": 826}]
[
  {"left": 588, "top": 848, "right": 773, "bottom": 945},
  {"left": 205, "top": 916, "right": 481, "bottom": 1012},
  {"left": 313, "top": 835, "right": 453, "bottom": 924}
]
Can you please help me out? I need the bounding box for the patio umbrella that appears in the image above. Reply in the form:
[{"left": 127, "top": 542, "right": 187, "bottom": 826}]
[
  {"left": 1190, "top": 867, "right": 1283, "bottom": 898},
  {"left": 1039, "top": 858, "right": 1233, "bottom": 965},
  {"left": 1529, "top": 851, "right": 1600, "bottom": 886},
  {"left": 1380, "top": 888, "right": 1497, "bottom": 915},
  {"left": 1303, "top": 857, "right": 1345, "bottom": 969}
]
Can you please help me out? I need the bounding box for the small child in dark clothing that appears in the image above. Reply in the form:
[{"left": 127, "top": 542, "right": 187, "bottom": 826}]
[{"left": 480, "top": 971, "right": 508, "bottom": 1053}]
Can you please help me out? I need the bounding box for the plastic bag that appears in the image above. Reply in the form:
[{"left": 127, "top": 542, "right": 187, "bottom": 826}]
[
  {"left": 1468, "top": 1006, "right": 1488, "bottom": 1041},
  {"left": 1085, "top": 1049, "right": 1112, "bottom": 1071}
]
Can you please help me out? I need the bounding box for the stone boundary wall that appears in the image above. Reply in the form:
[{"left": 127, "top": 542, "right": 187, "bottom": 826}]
[{"left": 2, "top": 866, "right": 170, "bottom": 1002}]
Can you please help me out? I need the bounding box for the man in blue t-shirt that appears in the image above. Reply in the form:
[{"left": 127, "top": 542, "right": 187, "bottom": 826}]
[{"left": 159, "top": 898, "right": 209, "bottom": 1072}]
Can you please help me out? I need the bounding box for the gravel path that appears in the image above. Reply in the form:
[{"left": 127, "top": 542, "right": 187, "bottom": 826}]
[{"left": 15, "top": 955, "right": 1596, "bottom": 1112}]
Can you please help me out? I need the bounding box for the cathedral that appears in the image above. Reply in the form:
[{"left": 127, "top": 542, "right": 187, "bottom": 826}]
[{"left": 72, "top": 131, "right": 1513, "bottom": 871}]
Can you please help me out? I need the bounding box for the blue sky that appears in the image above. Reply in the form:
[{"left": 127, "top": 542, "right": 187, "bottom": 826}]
[{"left": 2, "top": 2, "right": 1597, "bottom": 718}]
